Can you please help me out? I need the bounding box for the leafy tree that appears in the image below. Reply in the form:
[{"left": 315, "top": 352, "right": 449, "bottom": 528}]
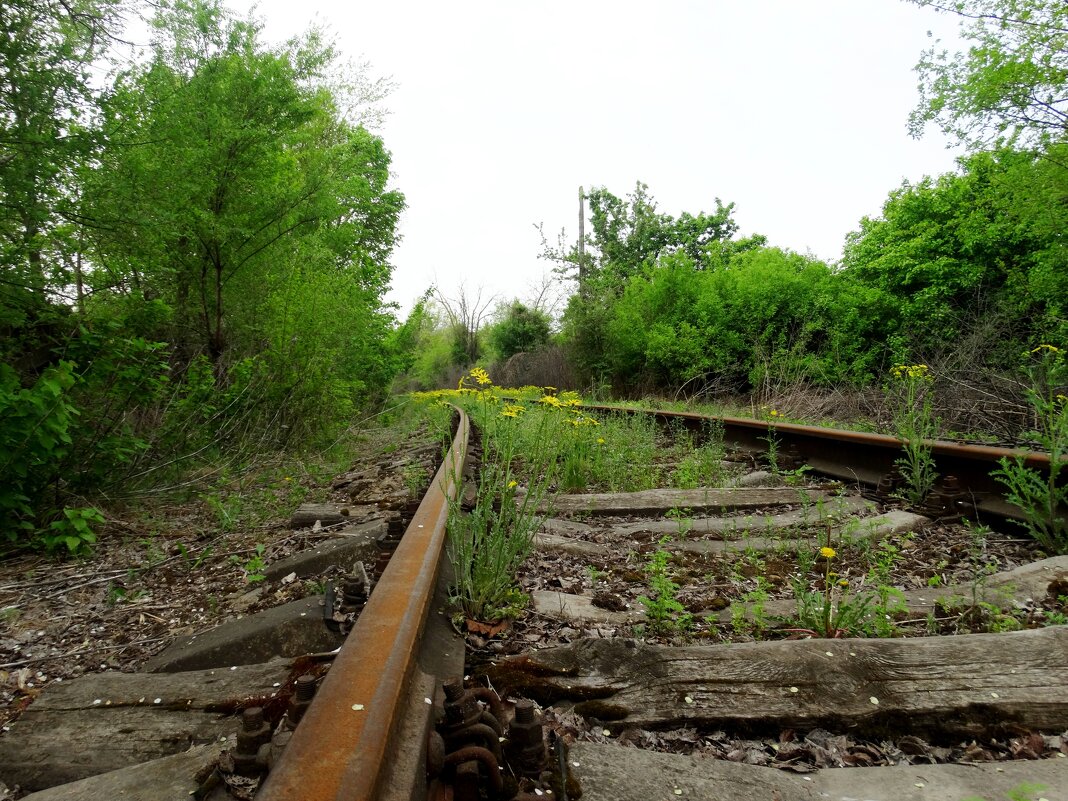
[
  {"left": 601, "top": 248, "right": 893, "bottom": 393},
  {"left": 842, "top": 148, "right": 1064, "bottom": 357},
  {"left": 0, "top": 0, "right": 409, "bottom": 550},
  {"left": 582, "top": 182, "right": 740, "bottom": 281},
  {"left": 908, "top": 0, "right": 1068, "bottom": 148},
  {"left": 84, "top": 1, "right": 402, "bottom": 372},
  {"left": 0, "top": 0, "right": 126, "bottom": 355},
  {"left": 488, "top": 302, "right": 552, "bottom": 360},
  {"left": 551, "top": 182, "right": 749, "bottom": 386}
]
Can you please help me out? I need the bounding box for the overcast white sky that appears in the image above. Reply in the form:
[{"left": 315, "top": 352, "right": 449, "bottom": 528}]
[{"left": 227, "top": 1, "right": 966, "bottom": 316}]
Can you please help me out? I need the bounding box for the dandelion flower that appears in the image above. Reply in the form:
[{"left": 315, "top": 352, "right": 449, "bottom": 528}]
[{"left": 820, "top": 546, "right": 836, "bottom": 559}]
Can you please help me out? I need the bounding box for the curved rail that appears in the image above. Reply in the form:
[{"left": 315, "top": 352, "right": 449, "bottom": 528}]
[
  {"left": 258, "top": 407, "right": 469, "bottom": 801},
  {"left": 586, "top": 404, "right": 1056, "bottom": 520}
]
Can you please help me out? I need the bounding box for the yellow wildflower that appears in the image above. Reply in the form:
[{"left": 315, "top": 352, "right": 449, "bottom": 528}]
[
  {"left": 597, "top": 437, "right": 605, "bottom": 444},
  {"left": 1031, "top": 344, "right": 1062, "bottom": 354},
  {"left": 820, "top": 546, "right": 836, "bottom": 559},
  {"left": 891, "top": 363, "right": 932, "bottom": 382},
  {"left": 507, "top": 480, "right": 518, "bottom": 489}
]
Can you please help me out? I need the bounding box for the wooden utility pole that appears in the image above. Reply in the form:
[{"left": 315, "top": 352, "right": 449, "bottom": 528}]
[{"left": 578, "top": 186, "right": 586, "bottom": 283}]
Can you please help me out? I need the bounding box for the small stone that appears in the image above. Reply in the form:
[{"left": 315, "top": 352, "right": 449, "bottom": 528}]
[
  {"left": 789, "top": 686, "right": 799, "bottom": 693},
  {"left": 869, "top": 696, "right": 879, "bottom": 705},
  {"left": 154, "top": 698, "right": 162, "bottom": 704},
  {"left": 602, "top": 729, "right": 611, "bottom": 736},
  {"left": 352, "top": 704, "right": 365, "bottom": 711},
  {"left": 991, "top": 692, "right": 1000, "bottom": 699}
]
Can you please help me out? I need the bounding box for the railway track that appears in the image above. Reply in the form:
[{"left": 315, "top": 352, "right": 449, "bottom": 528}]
[{"left": 5, "top": 401, "right": 1067, "bottom": 801}]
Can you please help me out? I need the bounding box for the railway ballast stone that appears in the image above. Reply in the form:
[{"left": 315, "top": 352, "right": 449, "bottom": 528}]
[{"left": 568, "top": 740, "right": 1068, "bottom": 801}]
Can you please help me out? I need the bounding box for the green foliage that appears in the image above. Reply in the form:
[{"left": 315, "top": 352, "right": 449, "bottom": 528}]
[
  {"left": 40, "top": 507, "right": 105, "bottom": 555},
  {"left": 487, "top": 302, "right": 552, "bottom": 360},
  {"left": 961, "top": 780, "right": 1050, "bottom": 801},
  {"left": 445, "top": 378, "right": 560, "bottom": 622},
  {"left": 637, "top": 545, "right": 692, "bottom": 633},
  {"left": 231, "top": 543, "right": 267, "bottom": 583},
  {"left": 0, "top": 361, "right": 78, "bottom": 534},
  {"left": 0, "top": 361, "right": 111, "bottom": 550},
  {"left": 567, "top": 243, "right": 893, "bottom": 393},
  {"left": 842, "top": 149, "right": 1066, "bottom": 359},
  {"left": 908, "top": 0, "right": 1068, "bottom": 150},
  {"left": 0, "top": 0, "right": 124, "bottom": 339},
  {"left": 447, "top": 465, "right": 544, "bottom": 623},
  {"left": 888, "top": 364, "right": 940, "bottom": 505},
  {"left": 992, "top": 345, "right": 1068, "bottom": 552},
  {"left": 0, "top": 0, "right": 409, "bottom": 548},
  {"left": 790, "top": 546, "right": 874, "bottom": 638}
]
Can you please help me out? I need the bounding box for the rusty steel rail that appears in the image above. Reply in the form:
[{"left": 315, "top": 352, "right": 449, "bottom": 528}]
[
  {"left": 586, "top": 404, "right": 1056, "bottom": 521},
  {"left": 258, "top": 407, "right": 469, "bottom": 801}
]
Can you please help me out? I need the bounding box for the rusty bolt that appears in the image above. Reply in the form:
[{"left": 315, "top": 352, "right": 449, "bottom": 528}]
[
  {"left": 342, "top": 578, "right": 366, "bottom": 605},
  {"left": 442, "top": 678, "right": 465, "bottom": 701},
  {"left": 441, "top": 678, "right": 480, "bottom": 732},
  {"left": 295, "top": 674, "right": 316, "bottom": 702},
  {"left": 507, "top": 699, "right": 546, "bottom": 776},
  {"left": 288, "top": 674, "right": 317, "bottom": 726},
  {"left": 236, "top": 706, "right": 272, "bottom": 754}
]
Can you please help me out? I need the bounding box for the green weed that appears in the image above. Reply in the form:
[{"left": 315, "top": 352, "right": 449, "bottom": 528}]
[
  {"left": 992, "top": 345, "right": 1067, "bottom": 553},
  {"left": 637, "top": 543, "right": 691, "bottom": 633}
]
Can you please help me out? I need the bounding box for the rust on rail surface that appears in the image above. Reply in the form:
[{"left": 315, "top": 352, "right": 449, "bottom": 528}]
[
  {"left": 258, "top": 407, "right": 469, "bottom": 801},
  {"left": 585, "top": 404, "right": 1055, "bottom": 520}
]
